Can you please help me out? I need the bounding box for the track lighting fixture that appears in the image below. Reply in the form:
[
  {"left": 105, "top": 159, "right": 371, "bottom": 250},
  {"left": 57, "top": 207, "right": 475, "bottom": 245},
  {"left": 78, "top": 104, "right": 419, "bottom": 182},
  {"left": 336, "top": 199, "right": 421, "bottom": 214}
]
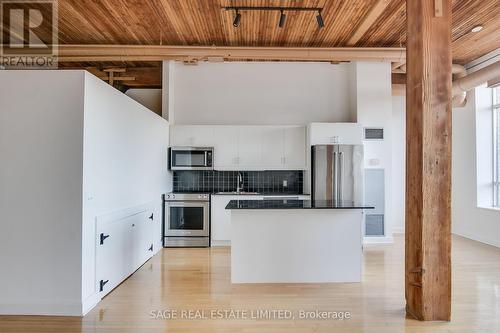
[
  {"left": 224, "top": 6, "right": 324, "bottom": 29},
  {"left": 233, "top": 10, "right": 241, "bottom": 27},
  {"left": 279, "top": 10, "right": 286, "bottom": 28},
  {"left": 316, "top": 10, "right": 324, "bottom": 28}
]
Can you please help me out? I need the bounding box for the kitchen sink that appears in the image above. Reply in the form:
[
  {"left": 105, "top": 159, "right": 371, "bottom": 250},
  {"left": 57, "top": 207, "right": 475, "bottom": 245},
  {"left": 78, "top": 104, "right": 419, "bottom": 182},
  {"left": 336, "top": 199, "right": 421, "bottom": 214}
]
[{"left": 215, "top": 191, "right": 260, "bottom": 195}]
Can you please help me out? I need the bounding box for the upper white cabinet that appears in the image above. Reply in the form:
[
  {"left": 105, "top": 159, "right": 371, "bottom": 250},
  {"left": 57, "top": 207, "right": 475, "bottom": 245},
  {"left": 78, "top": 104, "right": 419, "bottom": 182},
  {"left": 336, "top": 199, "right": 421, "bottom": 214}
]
[
  {"left": 213, "top": 126, "right": 239, "bottom": 168},
  {"left": 283, "top": 126, "right": 306, "bottom": 169},
  {"left": 170, "top": 125, "right": 214, "bottom": 146},
  {"left": 170, "top": 125, "right": 307, "bottom": 170},
  {"left": 261, "top": 127, "right": 285, "bottom": 168},
  {"left": 237, "top": 127, "right": 263, "bottom": 168},
  {"left": 308, "top": 123, "right": 363, "bottom": 145}
]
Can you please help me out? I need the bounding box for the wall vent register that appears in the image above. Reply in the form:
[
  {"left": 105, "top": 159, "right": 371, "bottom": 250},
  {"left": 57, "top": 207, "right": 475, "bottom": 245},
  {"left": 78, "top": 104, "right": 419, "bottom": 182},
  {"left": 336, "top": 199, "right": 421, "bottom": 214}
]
[{"left": 364, "top": 128, "right": 384, "bottom": 140}]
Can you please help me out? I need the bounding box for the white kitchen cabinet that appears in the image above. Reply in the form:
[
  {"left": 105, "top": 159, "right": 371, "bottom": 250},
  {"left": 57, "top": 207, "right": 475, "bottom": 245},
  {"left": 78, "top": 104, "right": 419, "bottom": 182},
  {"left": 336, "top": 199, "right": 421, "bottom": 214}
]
[
  {"left": 170, "top": 125, "right": 307, "bottom": 170},
  {"left": 237, "top": 127, "right": 263, "bottom": 169},
  {"left": 213, "top": 126, "right": 239, "bottom": 169},
  {"left": 170, "top": 125, "right": 214, "bottom": 146},
  {"left": 283, "top": 126, "right": 307, "bottom": 169},
  {"left": 308, "top": 123, "right": 363, "bottom": 145},
  {"left": 210, "top": 194, "right": 310, "bottom": 246},
  {"left": 261, "top": 127, "right": 285, "bottom": 168}
]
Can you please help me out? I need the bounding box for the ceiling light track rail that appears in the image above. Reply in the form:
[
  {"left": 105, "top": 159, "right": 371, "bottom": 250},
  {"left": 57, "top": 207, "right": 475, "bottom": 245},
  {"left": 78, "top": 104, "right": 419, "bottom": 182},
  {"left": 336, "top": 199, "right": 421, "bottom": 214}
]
[
  {"left": 222, "top": 6, "right": 324, "bottom": 28},
  {"left": 222, "top": 7, "right": 322, "bottom": 12}
]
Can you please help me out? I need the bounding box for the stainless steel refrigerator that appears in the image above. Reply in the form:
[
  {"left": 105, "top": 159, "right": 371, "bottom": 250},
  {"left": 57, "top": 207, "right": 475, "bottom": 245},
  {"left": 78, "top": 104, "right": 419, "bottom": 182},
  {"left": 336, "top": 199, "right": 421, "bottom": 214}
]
[{"left": 311, "top": 145, "right": 364, "bottom": 203}]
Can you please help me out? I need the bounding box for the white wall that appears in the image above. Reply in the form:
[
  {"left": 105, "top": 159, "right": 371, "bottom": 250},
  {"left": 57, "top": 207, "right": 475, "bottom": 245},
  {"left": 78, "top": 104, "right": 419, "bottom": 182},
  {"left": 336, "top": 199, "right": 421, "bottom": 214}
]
[
  {"left": 125, "top": 88, "right": 162, "bottom": 116},
  {"left": 166, "top": 61, "right": 355, "bottom": 125},
  {"left": 354, "top": 62, "right": 394, "bottom": 241},
  {"left": 391, "top": 96, "right": 406, "bottom": 233},
  {"left": 0, "top": 71, "right": 85, "bottom": 315},
  {"left": 82, "top": 73, "right": 170, "bottom": 311},
  {"left": 452, "top": 87, "right": 500, "bottom": 247},
  {"left": 392, "top": 85, "right": 500, "bottom": 248},
  {"left": 0, "top": 70, "right": 170, "bottom": 315}
]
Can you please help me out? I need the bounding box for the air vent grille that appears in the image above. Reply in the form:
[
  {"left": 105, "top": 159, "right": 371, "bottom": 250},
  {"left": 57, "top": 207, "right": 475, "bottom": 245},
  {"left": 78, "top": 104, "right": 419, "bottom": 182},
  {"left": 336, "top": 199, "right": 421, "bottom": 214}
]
[
  {"left": 364, "top": 128, "right": 384, "bottom": 140},
  {"left": 365, "top": 214, "right": 385, "bottom": 236}
]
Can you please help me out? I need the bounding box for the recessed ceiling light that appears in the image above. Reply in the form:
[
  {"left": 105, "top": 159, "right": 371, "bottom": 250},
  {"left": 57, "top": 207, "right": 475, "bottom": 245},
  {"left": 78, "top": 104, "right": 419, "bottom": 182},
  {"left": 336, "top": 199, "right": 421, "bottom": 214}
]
[{"left": 471, "top": 25, "right": 483, "bottom": 33}]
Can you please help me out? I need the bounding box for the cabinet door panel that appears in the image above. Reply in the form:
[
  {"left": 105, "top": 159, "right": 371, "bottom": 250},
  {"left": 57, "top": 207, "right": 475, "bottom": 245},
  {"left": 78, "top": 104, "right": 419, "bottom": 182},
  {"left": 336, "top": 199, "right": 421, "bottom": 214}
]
[
  {"left": 261, "top": 127, "right": 284, "bottom": 168},
  {"left": 284, "top": 127, "right": 306, "bottom": 169},
  {"left": 170, "top": 126, "right": 214, "bottom": 146},
  {"left": 213, "top": 127, "right": 239, "bottom": 169},
  {"left": 238, "top": 127, "right": 263, "bottom": 169}
]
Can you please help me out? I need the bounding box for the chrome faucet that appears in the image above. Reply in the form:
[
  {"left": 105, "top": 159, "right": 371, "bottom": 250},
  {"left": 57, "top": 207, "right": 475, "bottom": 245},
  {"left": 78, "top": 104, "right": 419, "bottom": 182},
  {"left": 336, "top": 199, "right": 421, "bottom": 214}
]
[{"left": 236, "top": 172, "right": 244, "bottom": 193}]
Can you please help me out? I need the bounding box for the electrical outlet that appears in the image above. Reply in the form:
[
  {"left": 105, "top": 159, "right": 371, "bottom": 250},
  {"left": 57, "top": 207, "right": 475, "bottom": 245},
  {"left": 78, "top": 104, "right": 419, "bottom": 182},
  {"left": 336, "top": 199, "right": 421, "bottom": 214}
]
[{"left": 283, "top": 180, "right": 288, "bottom": 187}]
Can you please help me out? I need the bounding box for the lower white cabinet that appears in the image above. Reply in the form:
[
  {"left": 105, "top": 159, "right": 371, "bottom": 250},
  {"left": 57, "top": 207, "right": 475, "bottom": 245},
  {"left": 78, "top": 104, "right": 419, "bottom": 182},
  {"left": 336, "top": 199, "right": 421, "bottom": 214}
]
[
  {"left": 210, "top": 194, "right": 310, "bottom": 246},
  {"left": 96, "top": 206, "right": 156, "bottom": 297}
]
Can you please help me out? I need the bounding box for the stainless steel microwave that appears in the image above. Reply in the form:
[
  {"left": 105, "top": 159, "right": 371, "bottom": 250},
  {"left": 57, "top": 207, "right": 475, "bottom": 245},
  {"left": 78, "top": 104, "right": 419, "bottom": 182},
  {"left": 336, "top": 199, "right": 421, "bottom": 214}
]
[{"left": 169, "top": 147, "right": 214, "bottom": 170}]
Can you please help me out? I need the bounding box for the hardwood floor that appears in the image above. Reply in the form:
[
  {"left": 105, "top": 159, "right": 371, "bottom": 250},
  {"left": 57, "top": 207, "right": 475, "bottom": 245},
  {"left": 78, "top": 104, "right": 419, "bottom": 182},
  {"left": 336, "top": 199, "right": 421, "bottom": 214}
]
[{"left": 1, "top": 234, "right": 499, "bottom": 332}]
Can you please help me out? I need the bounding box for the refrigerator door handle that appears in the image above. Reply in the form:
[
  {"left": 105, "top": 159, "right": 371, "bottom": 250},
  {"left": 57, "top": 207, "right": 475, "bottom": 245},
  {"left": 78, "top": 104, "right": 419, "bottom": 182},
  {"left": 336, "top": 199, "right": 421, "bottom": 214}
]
[
  {"left": 333, "top": 151, "right": 338, "bottom": 202},
  {"left": 338, "top": 151, "right": 344, "bottom": 202}
]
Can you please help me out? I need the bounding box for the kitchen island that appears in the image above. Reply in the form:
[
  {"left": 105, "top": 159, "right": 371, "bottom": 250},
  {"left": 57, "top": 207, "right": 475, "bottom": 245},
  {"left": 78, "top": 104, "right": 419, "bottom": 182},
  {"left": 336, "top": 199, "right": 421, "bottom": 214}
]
[{"left": 226, "top": 199, "right": 373, "bottom": 284}]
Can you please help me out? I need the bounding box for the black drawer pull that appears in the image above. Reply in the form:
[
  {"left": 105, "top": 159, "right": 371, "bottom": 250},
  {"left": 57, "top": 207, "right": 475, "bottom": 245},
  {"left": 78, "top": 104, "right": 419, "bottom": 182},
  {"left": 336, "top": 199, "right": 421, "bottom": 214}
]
[
  {"left": 99, "top": 233, "right": 110, "bottom": 245},
  {"left": 149, "top": 213, "right": 154, "bottom": 220},
  {"left": 99, "top": 279, "right": 109, "bottom": 292}
]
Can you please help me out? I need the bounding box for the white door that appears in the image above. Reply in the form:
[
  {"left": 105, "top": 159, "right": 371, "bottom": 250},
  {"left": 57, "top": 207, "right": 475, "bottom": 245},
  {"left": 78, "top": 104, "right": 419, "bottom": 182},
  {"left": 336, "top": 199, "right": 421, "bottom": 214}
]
[
  {"left": 284, "top": 126, "right": 306, "bottom": 169},
  {"left": 261, "top": 127, "right": 284, "bottom": 169}
]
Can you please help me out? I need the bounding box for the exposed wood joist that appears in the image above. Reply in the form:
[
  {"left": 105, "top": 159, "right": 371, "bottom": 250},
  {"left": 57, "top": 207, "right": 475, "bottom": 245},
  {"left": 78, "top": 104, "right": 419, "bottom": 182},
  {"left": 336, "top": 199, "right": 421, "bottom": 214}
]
[
  {"left": 405, "top": 0, "right": 452, "bottom": 321},
  {"left": 347, "top": 0, "right": 391, "bottom": 46},
  {"left": 57, "top": 45, "right": 406, "bottom": 63}
]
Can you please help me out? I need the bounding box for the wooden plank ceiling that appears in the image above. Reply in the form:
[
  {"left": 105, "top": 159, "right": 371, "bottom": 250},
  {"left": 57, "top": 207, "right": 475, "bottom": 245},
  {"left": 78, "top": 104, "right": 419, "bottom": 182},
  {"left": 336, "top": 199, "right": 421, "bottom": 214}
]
[{"left": 44, "top": 0, "right": 500, "bottom": 87}]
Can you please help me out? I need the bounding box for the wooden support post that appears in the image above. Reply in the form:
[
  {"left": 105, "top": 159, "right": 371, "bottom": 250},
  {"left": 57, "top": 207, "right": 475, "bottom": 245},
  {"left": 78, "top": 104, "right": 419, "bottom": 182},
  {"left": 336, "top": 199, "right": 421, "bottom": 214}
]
[{"left": 405, "top": 0, "right": 452, "bottom": 321}]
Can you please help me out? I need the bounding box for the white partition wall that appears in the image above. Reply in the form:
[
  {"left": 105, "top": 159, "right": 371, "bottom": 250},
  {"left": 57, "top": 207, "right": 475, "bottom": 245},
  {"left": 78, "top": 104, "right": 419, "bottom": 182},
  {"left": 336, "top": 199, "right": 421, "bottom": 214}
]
[{"left": 0, "top": 70, "right": 169, "bottom": 316}]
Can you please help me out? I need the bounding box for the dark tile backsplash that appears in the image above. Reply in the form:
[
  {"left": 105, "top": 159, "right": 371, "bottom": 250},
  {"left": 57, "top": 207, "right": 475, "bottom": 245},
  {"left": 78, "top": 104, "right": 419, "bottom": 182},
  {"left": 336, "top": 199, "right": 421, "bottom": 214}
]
[{"left": 173, "top": 170, "right": 304, "bottom": 194}]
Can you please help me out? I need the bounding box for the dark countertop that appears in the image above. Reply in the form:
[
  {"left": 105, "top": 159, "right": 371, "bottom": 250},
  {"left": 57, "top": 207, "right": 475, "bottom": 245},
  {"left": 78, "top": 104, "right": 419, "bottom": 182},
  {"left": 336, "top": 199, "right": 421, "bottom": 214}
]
[
  {"left": 225, "top": 199, "right": 374, "bottom": 210},
  {"left": 171, "top": 191, "right": 309, "bottom": 196},
  {"left": 212, "top": 192, "right": 310, "bottom": 196}
]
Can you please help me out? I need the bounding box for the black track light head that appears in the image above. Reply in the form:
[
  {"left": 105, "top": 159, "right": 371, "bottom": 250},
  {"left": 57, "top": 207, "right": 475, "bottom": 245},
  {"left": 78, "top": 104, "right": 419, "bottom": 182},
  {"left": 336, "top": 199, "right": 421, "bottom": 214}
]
[
  {"left": 279, "top": 10, "right": 286, "bottom": 28},
  {"left": 316, "top": 10, "right": 324, "bottom": 28},
  {"left": 233, "top": 10, "right": 241, "bottom": 27}
]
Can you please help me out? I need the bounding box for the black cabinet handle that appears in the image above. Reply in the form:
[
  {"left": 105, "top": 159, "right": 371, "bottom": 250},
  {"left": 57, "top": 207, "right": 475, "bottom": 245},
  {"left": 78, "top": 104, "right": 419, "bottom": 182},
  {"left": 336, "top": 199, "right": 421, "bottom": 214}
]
[
  {"left": 149, "top": 213, "right": 154, "bottom": 220},
  {"left": 99, "top": 233, "right": 110, "bottom": 245},
  {"left": 148, "top": 244, "right": 153, "bottom": 252},
  {"left": 99, "top": 279, "right": 109, "bottom": 292}
]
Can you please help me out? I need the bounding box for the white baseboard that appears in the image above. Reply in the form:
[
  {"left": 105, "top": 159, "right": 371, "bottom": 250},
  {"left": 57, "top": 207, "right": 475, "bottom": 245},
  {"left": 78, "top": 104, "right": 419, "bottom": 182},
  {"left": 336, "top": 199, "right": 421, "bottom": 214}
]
[
  {"left": 392, "top": 227, "right": 405, "bottom": 234},
  {"left": 211, "top": 240, "right": 231, "bottom": 247},
  {"left": 82, "top": 293, "right": 100, "bottom": 316},
  {"left": 452, "top": 231, "right": 500, "bottom": 248},
  {"left": 363, "top": 236, "right": 394, "bottom": 244}
]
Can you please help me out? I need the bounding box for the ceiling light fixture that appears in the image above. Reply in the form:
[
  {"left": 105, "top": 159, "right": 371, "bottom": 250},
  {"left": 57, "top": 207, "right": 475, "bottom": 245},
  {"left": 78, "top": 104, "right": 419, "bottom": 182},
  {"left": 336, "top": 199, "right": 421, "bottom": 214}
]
[
  {"left": 316, "top": 10, "right": 324, "bottom": 28},
  {"left": 279, "top": 10, "right": 286, "bottom": 28},
  {"left": 471, "top": 25, "right": 483, "bottom": 33},
  {"left": 223, "top": 6, "right": 324, "bottom": 29},
  {"left": 233, "top": 10, "right": 241, "bottom": 27}
]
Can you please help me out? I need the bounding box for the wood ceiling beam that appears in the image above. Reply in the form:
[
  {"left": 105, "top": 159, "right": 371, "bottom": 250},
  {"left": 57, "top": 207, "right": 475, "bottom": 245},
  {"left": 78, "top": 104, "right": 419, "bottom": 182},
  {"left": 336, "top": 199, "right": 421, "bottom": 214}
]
[
  {"left": 405, "top": 0, "right": 452, "bottom": 321},
  {"left": 347, "top": 0, "right": 391, "bottom": 46},
  {"left": 57, "top": 45, "right": 406, "bottom": 63}
]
